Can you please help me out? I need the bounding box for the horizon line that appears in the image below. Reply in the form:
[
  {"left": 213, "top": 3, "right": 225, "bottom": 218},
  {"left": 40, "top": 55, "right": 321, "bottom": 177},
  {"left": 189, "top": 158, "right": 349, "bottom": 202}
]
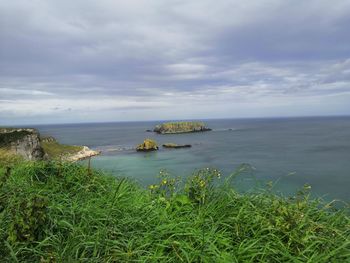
[{"left": 4, "top": 113, "right": 350, "bottom": 127}]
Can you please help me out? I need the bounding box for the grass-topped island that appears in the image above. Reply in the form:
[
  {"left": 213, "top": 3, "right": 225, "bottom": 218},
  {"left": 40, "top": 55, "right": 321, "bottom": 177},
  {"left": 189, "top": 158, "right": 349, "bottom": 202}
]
[{"left": 154, "top": 121, "right": 211, "bottom": 134}]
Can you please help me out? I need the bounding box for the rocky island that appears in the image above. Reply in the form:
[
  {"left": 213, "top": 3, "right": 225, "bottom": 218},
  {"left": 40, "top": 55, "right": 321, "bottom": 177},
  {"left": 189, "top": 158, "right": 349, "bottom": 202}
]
[
  {"left": 0, "top": 128, "right": 100, "bottom": 162},
  {"left": 136, "top": 139, "right": 159, "bottom": 151},
  {"left": 162, "top": 143, "right": 192, "bottom": 149},
  {"left": 153, "top": 121, "right": 211, "bottom": 134}
]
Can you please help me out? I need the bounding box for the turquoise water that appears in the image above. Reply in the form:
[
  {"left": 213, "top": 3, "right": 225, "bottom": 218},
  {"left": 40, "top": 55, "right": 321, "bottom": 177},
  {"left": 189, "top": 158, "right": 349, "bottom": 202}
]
[{"left": 34, "top": 117, "right": 350, "bottom": 201}]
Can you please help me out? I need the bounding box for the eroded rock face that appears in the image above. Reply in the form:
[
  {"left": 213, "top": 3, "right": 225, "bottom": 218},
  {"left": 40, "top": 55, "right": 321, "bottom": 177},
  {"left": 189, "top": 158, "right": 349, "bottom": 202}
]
[
  {"left": 136, "top": 139, "right": 159, "bottom": 151},
  {"left": 0, "top": 128, "right": 45, "bottom": 160}
]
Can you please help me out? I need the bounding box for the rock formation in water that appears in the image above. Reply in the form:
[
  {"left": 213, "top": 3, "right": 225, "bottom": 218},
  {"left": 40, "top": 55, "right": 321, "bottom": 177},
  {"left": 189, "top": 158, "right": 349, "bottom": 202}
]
[
  {"left": 0, "top": 128, "right": 45, "bottom": 160},
  {"left": 162, "top": 143, "right": 192, "bottom": 149},
  {"left": 136, "top": 139, "right": 159, "bottom": 151},
  {"left": 153, "top": 121, "right": 211, "bottom": 134}
]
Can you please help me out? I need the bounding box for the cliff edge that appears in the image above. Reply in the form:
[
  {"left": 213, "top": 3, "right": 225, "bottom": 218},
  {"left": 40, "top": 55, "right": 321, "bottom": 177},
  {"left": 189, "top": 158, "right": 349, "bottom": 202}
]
[
  {"left": 0, "top": 128, "right": 45, "bottom": 160},
  {"left": 0, "top": 128, "right": 100, "bottom": 162}
]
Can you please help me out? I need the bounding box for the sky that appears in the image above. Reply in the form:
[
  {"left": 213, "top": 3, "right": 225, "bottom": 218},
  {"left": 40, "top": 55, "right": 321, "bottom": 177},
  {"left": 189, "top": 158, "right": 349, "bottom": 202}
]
[{"left": 1, "top": 0, "right": 350, "bottom": 125}]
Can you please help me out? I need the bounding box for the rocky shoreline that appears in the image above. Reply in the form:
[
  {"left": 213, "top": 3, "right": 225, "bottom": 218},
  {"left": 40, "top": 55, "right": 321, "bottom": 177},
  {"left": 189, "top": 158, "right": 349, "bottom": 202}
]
[{"left": 64, "top": 146, "right": 101, "bottom": 162}]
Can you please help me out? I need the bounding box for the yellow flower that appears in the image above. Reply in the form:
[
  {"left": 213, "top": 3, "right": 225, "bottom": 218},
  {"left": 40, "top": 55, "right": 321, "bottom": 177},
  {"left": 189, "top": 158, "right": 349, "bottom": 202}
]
[{"left": 162, "top": 180, "right": 167, "bottom": 185}]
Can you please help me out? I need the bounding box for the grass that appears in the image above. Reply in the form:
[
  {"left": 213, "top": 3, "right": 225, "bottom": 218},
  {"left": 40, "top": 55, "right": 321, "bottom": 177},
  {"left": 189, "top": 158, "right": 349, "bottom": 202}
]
[
  {"left": 0, "top": 161, "right": 349, "bottom": 262},
  {"left": 41, "top": 141, "right": 83, "bottom": 160},
  {"left": 0, "top": 148, "right": 23, "bottom": 167}
]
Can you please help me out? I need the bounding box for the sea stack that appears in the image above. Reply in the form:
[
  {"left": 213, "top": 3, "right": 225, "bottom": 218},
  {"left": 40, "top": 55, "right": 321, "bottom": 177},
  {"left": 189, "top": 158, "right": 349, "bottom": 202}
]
[{"left": 136, "top": 139, "right": 159, "bottom": 151}]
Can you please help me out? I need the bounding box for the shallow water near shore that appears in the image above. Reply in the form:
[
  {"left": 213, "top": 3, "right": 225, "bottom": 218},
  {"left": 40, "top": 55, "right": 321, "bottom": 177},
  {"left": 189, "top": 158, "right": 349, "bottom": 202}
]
[{"left": 34, "top": 116, "right": 350, "bottom": 201}]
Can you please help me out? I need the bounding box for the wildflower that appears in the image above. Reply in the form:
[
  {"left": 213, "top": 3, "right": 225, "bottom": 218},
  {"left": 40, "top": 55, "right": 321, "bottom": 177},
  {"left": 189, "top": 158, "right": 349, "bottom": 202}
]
[{"left": 162, "top": 180, "right": 167, "bottom": 185}]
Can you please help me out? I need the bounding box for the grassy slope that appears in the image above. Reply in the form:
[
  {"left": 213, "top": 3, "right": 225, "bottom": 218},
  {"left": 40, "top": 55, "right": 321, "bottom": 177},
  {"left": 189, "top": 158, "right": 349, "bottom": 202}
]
[
  {"left": 0, "top": 162, "right": 349, "bottom": 262},
  {"left": 41, "top": 141, "right": 83, "bottom": 160}
]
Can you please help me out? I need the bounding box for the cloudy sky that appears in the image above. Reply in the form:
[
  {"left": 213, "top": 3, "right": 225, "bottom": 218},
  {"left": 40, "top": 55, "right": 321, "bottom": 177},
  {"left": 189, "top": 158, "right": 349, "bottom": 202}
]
[{"left": 1, "top": 0, "right": 350, "bottom": 125}]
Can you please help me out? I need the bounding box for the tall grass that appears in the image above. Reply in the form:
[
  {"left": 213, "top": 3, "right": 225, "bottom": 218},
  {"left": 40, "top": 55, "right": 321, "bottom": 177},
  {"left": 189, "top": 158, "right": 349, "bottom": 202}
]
[
  {"left": 0, "top": 161, "right": 349, "bottom": 262},
  {"left": 0, "top": 148, "right": 23, "bottom": 167}
]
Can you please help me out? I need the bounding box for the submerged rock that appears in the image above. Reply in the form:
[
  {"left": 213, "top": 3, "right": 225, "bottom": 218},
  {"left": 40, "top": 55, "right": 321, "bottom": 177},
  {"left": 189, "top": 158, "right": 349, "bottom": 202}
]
[
  {"left": 136, "top": 139, "right": 159, "bottom": 151},
  {"left": 154, "top": 121, "right": 211, "bottom": 134},
  {"left": 0, "top": 128, "right": 45, "bottom": 160},
  {"left": 162, "top": 143, "right": 192, "bottom": 149}
]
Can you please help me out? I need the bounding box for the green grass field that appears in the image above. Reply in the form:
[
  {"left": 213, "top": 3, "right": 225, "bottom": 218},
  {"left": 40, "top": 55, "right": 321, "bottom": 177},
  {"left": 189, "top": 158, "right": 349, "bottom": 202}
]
[{"left": 0, "top": 161, "right": 349, "bottom": 262}]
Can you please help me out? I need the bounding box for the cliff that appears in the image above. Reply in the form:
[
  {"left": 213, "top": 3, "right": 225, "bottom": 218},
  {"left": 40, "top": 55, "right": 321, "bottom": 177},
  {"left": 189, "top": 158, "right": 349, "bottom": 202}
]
[
  {"left": 154, "top": 121, "right": 211, "bottom": 134},
  {"left": 0, "top": 128, "right": 100, "bottom": 162},
  {"left": 0, "top": 128, "right": 45, "bottom": 161}
]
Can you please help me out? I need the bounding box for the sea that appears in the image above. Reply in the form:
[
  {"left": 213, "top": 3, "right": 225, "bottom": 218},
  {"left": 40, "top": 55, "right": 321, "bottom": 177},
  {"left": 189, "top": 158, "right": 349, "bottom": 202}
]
[{"left": 33, "top": 116, "right": 350, "bottom": 202}]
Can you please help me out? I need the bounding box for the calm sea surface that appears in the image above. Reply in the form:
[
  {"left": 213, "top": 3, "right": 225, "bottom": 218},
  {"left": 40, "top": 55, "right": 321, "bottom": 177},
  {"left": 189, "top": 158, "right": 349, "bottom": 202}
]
[{"left": 33, "top": 117, "right": 350, "bottom": 201}]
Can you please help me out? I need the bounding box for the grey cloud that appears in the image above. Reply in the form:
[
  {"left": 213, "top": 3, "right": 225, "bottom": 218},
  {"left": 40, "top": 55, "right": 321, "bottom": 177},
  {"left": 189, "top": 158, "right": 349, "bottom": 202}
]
[{"left": 0, "top": 0, "right": 350, "bottom": 124}]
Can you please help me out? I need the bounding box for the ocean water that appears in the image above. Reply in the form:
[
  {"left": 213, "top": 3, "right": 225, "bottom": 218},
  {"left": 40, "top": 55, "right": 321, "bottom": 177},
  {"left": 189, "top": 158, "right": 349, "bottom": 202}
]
[{"left": 34, "top": 117, "right": 350, "bottom": 201}]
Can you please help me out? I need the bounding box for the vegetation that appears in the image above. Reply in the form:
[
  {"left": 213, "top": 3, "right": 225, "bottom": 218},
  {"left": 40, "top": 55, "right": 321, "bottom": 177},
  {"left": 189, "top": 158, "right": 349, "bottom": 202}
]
[
  {"left": 154, "top": 121, "right": 211, "bottom": 134},
  {"left": 0, "top": 148, "right": 23, "bottom": 167},
  {"left": 136, "top": 139, "right": 159, "bottom": 151},
  {"left": 0, "top": 161, "right": 349, "bottom": 262},
  {"left": 41, "top": 141, "right": 83, "bottom": 160}
]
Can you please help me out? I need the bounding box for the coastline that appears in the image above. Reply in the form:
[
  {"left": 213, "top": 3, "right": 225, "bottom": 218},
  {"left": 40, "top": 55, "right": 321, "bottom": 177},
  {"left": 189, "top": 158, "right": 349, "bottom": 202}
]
[{"left": 63, "top": 146, "right": 101, "bottom": 162}]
